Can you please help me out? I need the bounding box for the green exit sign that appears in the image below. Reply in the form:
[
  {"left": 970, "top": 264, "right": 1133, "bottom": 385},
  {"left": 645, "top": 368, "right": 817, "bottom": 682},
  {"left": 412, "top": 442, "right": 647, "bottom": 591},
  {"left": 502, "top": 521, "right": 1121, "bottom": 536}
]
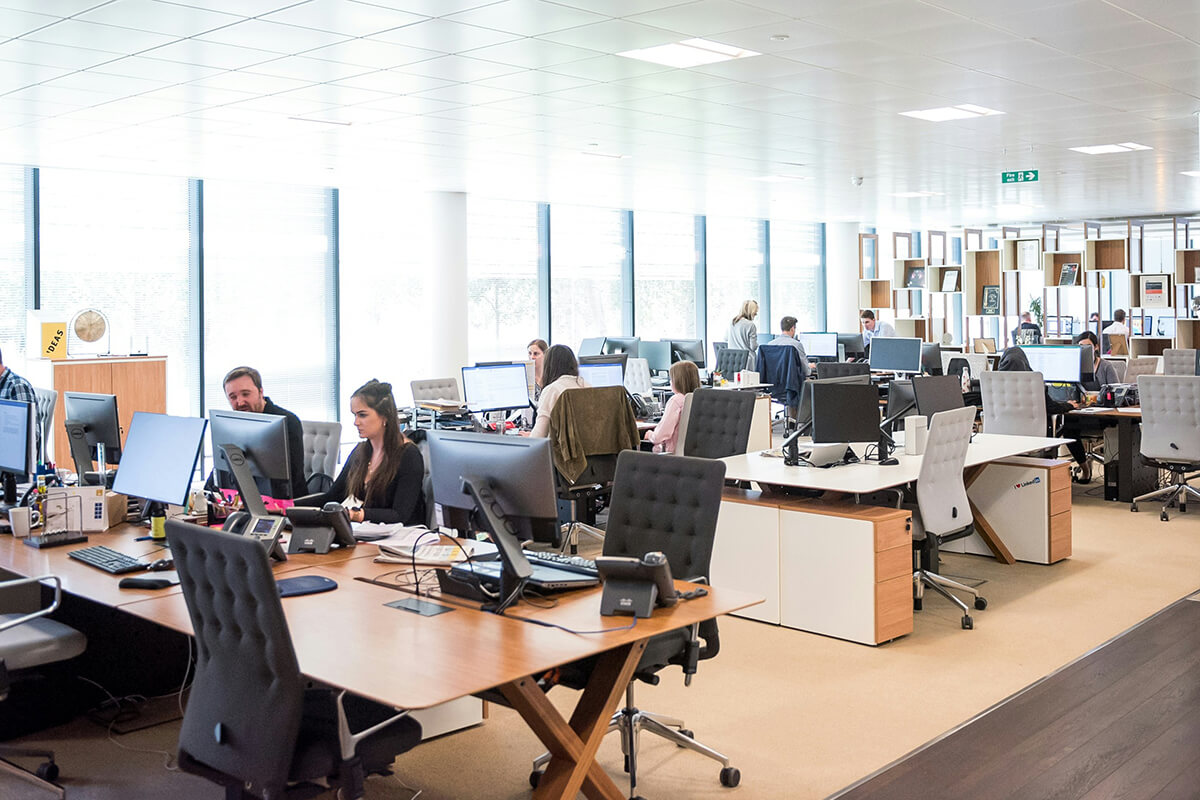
[{"left": 1002, "top": 170, "right": 1038, "bottom": 183}]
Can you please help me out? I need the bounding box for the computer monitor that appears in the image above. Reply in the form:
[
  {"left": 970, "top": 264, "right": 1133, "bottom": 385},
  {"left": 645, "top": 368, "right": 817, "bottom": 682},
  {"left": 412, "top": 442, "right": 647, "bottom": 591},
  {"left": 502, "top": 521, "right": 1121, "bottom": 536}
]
[
  {"left": 811, "top": 383, "right": 881, "bottom": 445},
  {"left": 796, "top": 374, "right": 870, "bottom": 433},
  {"left": 209, "top": 409, "right": 293, "bottom": 515},
  {"left": 112, "top": 412, "right": 207, "bottom": 509},
  {"left": 428, "top": 431, "right": 558, "bottom": 612},
  {"left": 869, "top": 337, "right": 923, "bottom": 374},
  {"left": 920, "top": 343, "right": 943, "bottom": 375},
  {"left": 579, "top": 353, "right": 628, "bottom": 376},
  {"left": 668, "top": 339, "right": 706, "bottom": 369},
  {"left": 838, "top": 332, "right": 866, "bottom": 358},
  {"left": 0, "top": 399, "right": 35, "bottom": 508},
  {"left": 578, "top": 337, "right": 605, "bottom": 357},
  {"left": 1020, "top": 345, "right": 1082, "bottom": 384},
  {"left": 63, "top": 391, "right": 122, "bottom": 465},
  {"left": 602, "top": 336, "right": 639, "bottom": 357},
  {"left": 578, "top": 362, "right": 625, "bottom": 388},
  {"left": 796, "top": 332, "right": 838, "bottom": 359},
  {"left": 912, "top": 375, "right": 965, "bottom": 422},
  {"left": 1079, "top": 344, "right": 1095, "bottom": 382},
  {"left": 640, "top": 340, "right": 672, "bottom": 373},
  {"left": 462, "top": 363, "right": 531, "bottom": 413}
]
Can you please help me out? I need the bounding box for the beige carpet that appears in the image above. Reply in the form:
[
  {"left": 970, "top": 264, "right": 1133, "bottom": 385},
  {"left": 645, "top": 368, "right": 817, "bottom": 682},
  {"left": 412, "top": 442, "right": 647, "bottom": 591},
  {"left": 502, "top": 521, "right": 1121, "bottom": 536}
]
[{"left": 5, "top": 485, "right": 1200, "bottom": 800}]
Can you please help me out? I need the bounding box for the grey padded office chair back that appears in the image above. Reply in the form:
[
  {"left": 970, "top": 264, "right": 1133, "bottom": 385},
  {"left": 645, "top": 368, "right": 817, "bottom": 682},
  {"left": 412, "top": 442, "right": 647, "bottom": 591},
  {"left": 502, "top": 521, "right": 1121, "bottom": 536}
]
[
  {"left": 410, "top": 377, "right": 459, "bottom": 404},
  {"left": 300, "top": 419, "right": 341, "bottom": 494},
  {"left": 980, "top": 371, "right": 1046, "bottom": 436},
  {"left": 1162, "top": 348, "right": 1198, "bottom": 376},
  {"left": 916, "top": 407, "right": 977, "bottom": 537},
  {"left": 1124, "top": 357, "right": 1158, "bottom": 382},
  {"left": 816, "top": 361, "right": 870, "bottom": 380},
  {"left": 712, "top": 341, "right": 728, "bottom": 364},
  {"left": 32, "top": 387, "right": 56, "bottom": 463},
  {"left": 1106, "top": 358, "right": 1126, "bottom": 383},
  {"left": 681, "top": 388, "right": 757, "bottom": 459},
  {"left": 623, "top": 357, "right": 653, "bottom": 396},
  {"left": 1131, "top": 376, "right": 1200, "bottom": 520},
  {"left": 715, "top": 348, "right": 750, "bottom": 377},
  {"left": 939, "top": 351, "right": 987, "bottom": 378}
]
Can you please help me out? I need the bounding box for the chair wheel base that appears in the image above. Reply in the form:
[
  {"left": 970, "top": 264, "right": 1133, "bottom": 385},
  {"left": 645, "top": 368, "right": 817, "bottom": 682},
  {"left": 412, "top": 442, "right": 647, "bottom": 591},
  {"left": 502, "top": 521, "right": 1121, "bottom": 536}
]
[
  {"left": 974, "top": 597, "right": 988, "bottom": 611},
  {"left": 1131, "top": 503, "right": 1138, "bottom": 512},
  {"left": 530, "top": 769, "right": 542, "bottom": 789},
  {"left": 962, "top": 615, "right": 974, "bottom": 630},
  {"left": 1161, "top": 511, "right": 1170, "bottom": 522},
  {"left": 35, "top": 761, "right": 59, "bottom": 782},
  {"left": 677, "top": 729, "right": 694, "bottom": 746},
  {"left": 720, "top": 766, "right": 741, "bottom": 787}
]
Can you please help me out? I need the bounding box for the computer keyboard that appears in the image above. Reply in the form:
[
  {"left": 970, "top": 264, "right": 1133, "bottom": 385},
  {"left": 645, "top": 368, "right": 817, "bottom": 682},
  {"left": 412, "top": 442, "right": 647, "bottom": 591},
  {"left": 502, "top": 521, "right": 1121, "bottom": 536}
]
[
  {"left": 525, "top": 551, "right": 598, "bottom": 576},
  {"left": 23, "top": 530, "right": 89, "bottom": 549},
  {"left": 68, "top": 545, "right": 149, "bottom": 574}
]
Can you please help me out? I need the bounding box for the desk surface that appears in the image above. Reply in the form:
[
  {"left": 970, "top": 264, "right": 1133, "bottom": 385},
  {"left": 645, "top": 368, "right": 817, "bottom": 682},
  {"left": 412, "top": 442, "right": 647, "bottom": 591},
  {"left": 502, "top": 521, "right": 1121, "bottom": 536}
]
[
  {"left": 1070, "top": 406, "right": 1142, "bottom": 419},
  {"left": 720, "top": 433, "right": 1068, "bottom": 494}
]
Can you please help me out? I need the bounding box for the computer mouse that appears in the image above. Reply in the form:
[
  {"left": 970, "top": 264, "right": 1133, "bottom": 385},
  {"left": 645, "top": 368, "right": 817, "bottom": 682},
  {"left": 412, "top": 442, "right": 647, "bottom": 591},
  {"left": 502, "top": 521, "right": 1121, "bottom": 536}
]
[{"left": 148, "top": 558, "right": 174, "bottom": 571}]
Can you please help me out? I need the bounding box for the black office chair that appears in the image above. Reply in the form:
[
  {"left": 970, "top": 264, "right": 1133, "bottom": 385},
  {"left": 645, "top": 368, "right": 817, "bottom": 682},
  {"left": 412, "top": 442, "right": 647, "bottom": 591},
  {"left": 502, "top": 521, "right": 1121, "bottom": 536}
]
[
  {"left": 816, "top": 361, "right": 870, "bottom": 380},
  {"left": 714, "top": 347, "right": 750, "bottom": 377},
  {"left": 166, "top": 520, "right": 422, "bottom": 800},
  {"left": 679, "top": 388, "right": 757, "bottom": 459},
  {"left": 530, "top": 451, "right": 739, "bottom": 797}
]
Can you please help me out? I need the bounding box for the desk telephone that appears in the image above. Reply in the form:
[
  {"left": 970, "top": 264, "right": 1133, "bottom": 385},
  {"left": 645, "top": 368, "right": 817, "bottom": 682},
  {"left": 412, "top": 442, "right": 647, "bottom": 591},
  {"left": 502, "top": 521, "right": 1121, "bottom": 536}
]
[
  {"left": 597, "top": 551, "right": 678, "bottom": 618},
  {"left": 630, "top": 393, "right": 661, "bottom": 420},
  {"left": 222, "top": 510, "right": 288, "bottom": 562}
]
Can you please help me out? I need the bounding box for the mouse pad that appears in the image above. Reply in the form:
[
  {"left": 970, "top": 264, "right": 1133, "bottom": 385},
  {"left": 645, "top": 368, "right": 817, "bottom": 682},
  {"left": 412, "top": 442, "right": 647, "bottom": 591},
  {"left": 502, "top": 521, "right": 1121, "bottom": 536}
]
[{"left": 277, "top": 575, "right": 338, "bottom": 597}]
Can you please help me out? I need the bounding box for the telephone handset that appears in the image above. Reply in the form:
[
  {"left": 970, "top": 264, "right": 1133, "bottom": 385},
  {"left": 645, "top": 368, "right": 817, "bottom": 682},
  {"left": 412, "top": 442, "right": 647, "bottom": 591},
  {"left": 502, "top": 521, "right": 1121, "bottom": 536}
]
[
  {"left": 628, "top": 392, "right": 661, "bottom": 420},
  {"left": 222, "top": 511, "right": 288, "bottom": 562},
  {"left": 597, "top": 551, "right": 679, "bottom": 618}
]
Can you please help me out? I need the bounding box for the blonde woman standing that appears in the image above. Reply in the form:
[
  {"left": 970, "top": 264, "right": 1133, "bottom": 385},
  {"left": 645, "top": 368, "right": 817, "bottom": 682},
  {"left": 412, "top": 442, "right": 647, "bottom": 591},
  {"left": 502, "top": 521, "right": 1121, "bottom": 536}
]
[{"left": 727, "top": 300, "right": 760, "bottom": 367}]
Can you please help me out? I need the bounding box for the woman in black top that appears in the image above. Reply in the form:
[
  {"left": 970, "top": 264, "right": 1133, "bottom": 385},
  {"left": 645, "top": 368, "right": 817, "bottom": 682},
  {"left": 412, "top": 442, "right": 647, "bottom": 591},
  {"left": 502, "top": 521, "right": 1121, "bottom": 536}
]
[{"left": 299, "top": 379, "right": 425, "bottom": 525}]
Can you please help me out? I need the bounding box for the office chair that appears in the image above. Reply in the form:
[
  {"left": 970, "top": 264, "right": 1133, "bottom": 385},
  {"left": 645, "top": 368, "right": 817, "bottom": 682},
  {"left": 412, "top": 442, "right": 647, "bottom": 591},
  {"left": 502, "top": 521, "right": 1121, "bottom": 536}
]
[
  {"left": 756, "top": 344, "right": 805, "bottom": 425},
  {"left": 979, "top": 371, "right": 1047, "bottom": 437},
  {"left": 1108, "top": 333, "right": 1129, "bottom": 356},
  {"left": 679, "top": 388, "right": 757, "bottom": 459},
  {"left": 0, "top": 574, "right": 86, "bottom": 798},
  {"left": 1162, "top": 348, "right": 1198, "bottom": 376},
  {"left": 1124, "top": 357, "right": 1158, "bottom": 383},
  {"left": 166, "top": 520, "right": 421, "bottom": 800},
  {"left": 1106, "top": 358, "right": 1127, "bottom": 383},
  {"left": 531, "top": 450, "right": 739, "bottom": 797},
  {"left": 1130, "top": 376, "right": 1200, "bottom": 521},
  {"left": 299, "top": 420, "right": 341, "bottom": 495},
  {"left": 623, "top": 357, "right": 654, "bottom": 397},
  {"left": 409, "top": 378, "right": 461, "bottom": 429},
  {"left": 816, "top": 361, "right": 870, "bottom": 380},
  {"left": 32, "top": 387, "right": 56, "bottom": 465},
  {"left": 547, "top": 386, "right": 640, "bottom": 550},
  {"left": 907, "top": 406, "right": 987, "bottom": 629},
  {"left": 714, "top": 347, "right": 750, "bottom": 378},
  {"left": 712, "top": 340, "right": 728, "bottom": 365},
  {"left": 670, "top": 393, "right": 696, "bottom": 456}
]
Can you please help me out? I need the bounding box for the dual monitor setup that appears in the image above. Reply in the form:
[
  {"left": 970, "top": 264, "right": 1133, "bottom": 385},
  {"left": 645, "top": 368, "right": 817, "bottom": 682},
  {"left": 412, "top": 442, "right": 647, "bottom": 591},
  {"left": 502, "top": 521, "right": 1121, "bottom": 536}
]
[{"left": 579, "top": 337, "right": 705, "bottom": 371}]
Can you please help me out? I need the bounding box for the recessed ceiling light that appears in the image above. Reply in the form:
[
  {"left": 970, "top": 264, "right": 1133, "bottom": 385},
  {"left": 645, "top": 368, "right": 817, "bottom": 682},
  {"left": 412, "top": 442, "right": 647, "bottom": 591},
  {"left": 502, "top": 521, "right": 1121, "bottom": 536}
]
[
  {"left": 899, "top": 104, "right": 1004, "bottom": 122},
  {"left": 1181, "top": 171, "right": 1200, "bottom": 177},
  {"left": 618, "top": 38, "right": 761, "bottom": 68},
  {"left": 1070, "top": 142, "right": 1152, "bottom": 154},
  {"left": 769, "top": 34, "right": 790, "bottom": 42},
  {"left": 891, "top": 191, "right": 942, "bottom": 198}
]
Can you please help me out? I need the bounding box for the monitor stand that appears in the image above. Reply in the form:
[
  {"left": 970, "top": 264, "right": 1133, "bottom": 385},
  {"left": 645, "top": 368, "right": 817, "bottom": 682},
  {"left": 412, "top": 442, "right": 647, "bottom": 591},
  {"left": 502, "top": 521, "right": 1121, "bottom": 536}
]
[
  {"left": 217, "top": 444, "right": 287, "bottom": 561},
  {"left": 65, "top": 420, "right": 117, "bottom": 487}
]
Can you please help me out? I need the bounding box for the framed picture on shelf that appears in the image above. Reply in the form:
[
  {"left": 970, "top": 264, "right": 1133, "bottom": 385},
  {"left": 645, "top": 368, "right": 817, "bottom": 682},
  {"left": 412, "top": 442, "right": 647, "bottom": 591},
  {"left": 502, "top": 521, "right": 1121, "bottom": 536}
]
[
  {"left": 905, "top": 267, "right": 925, "bottom": 289},
  {"left": 941, "top": 271, "right": 959, "bottom": 292},
  {"left": 1131, "top": 316, "right": 1143, "bottom": 336},
  {"left": 981, "top": 285, "right": 1001, "bottom": 315},
  {"left": 1142, "top": 278, "right": 1167, "bottom": 308},
  {"left": 1058, "top": 263, "right": 1079, "bottom": 286},
  {"left": 1018, "top": 240, "right": 1038, "bottom": 270}
]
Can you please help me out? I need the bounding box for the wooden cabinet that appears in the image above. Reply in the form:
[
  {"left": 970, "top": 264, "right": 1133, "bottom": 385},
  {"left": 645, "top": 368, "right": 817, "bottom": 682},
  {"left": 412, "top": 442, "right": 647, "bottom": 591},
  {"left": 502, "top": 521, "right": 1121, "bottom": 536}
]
[{"left": 51, "top": 357, "right": 166, "bottom": 469}]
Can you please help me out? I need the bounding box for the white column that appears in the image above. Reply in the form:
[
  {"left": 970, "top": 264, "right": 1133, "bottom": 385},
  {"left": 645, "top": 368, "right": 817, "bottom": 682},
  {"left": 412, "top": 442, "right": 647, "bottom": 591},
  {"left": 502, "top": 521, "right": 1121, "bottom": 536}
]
[
  {"left": 430, "top": 192, "right": 469, "bottom": 376},
  {"left": 825, "top": 222, "right": 861, "bottom": 334}
]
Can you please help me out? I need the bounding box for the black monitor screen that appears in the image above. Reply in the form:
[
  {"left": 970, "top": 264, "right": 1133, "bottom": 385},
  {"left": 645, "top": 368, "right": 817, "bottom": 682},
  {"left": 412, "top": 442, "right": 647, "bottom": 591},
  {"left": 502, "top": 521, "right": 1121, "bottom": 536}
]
[
  {"left": 209, "top": 409, "right": 292, "bottom": 488},
  {"left": 579, "top": 353, "right": 627, "bottom": 376},
  {"left": 869, "top": 337, "right": 923, "bottom": 373},
  {"left": 1079, "top": 344, "right": 1095, "bottom": 379},
  {"left": 797, "top": 375, "right": 870, "bottom": 432},
  {"left": 669, "top": 339, "right": 706, "bottom": 369},
  {"left": 64, "top": 391, "right": 122, "bottom": 463},
  {"left": 602, "top": 336, "right": 639, "bottom": 357},
  {"left": 796, "top": 332, "right": 838, "bottom": 358},
  {"left": 883, "top": 380, "right": 916, "bottom": 434},
  {"left": 112, "top": 412, "right": 208, "bottom": 507},
  {"left": 838, "top": 332, "right": 866, "bottom": 357},
  {"left": 912, "top": 375, "right": 965, "bottom": 422},
  {"left": 812, "top": 383, "right": 880, "bottom": 444},
  {"left": 0, "top": 399, "right": 34, "bottom": 477},
  {"left": 640, "top": 340, "right": 672, "bottom": 372}
]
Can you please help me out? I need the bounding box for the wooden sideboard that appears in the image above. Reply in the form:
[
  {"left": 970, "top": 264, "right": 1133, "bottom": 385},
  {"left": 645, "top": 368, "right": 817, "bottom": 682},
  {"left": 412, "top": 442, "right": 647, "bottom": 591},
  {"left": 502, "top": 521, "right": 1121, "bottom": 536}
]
[{"left": 51, "top": 356, "right": 166, "bottom": 469}]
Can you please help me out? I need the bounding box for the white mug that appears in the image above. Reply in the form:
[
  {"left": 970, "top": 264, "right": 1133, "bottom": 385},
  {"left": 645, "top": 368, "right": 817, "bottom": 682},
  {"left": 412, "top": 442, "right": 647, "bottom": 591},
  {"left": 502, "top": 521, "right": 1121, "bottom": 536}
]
[
  {"left": 8, "top": 506, "right": 35, "bottom": 538},
  {"left": 904, "top": 415, "right": 928, "bottom": 456}
]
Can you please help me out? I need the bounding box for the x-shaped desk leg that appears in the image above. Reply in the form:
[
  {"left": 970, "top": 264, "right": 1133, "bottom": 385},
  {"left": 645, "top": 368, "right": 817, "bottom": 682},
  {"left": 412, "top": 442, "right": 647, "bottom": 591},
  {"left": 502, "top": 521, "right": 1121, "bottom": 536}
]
[
  {"left": 964, "top": 465, "right": 1015, "bottom": 564},
  {"left": 500, "top": 640, "right": 647, "bottom": 800}
]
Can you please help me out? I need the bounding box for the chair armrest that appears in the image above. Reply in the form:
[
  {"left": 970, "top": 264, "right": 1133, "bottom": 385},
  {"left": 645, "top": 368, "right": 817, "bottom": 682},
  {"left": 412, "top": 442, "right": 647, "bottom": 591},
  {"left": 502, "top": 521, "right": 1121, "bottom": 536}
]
[{"left": 0, "top": 575, "right": 63, "bottom": 635}]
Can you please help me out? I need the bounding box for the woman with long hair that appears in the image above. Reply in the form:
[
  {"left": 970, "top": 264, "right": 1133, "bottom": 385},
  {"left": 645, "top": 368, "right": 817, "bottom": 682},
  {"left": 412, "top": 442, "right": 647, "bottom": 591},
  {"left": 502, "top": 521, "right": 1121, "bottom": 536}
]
[
  {"left": 727, "top": 300, "right": 760, "bottom": 365},
  {"left": 529, "top": 344, "right": 588, "bottom": 438},
  {"left": 643, "top": 360, "right": 700, "bottom": 453}
]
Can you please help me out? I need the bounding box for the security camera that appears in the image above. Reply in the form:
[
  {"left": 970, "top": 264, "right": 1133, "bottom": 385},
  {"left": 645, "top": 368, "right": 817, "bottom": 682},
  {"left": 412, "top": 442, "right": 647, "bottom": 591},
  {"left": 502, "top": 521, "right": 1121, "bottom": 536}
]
[{"left": 851, "top": 176, "right": 864, "bottom": 186}]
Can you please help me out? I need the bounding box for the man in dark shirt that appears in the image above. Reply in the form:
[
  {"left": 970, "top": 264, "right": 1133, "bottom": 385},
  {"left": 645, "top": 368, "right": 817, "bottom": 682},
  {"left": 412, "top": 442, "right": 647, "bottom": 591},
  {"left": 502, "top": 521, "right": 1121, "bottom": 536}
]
[
  {"left": 217, "top": 366, "right": 307, "bottom": 499},
  {"left": 0, "top": 348, "right": 41, "bottom": 463}
]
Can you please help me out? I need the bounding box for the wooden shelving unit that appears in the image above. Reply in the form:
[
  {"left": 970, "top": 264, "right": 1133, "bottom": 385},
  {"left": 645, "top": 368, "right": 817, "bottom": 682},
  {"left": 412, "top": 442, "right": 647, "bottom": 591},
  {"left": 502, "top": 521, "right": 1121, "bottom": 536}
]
[
  {"left": 1130, "top": 273, "right": 1172, "bottom": 310},
  {"left": 1002, "top": 237, "right": 1042, "bottom": 271},
  {"left": 962, "top": 250, "right": 1001, "bottom": 316},
  {"left": 858, "top": 279, "right": 891, "bottom": 309},
  {"left": 1085, "top": 238, "right": 1128, "bottom": 271}
]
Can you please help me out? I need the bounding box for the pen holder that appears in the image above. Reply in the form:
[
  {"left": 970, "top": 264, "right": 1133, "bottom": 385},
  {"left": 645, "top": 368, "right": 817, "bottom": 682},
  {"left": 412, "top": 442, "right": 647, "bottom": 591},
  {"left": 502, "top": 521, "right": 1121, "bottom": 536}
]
[{"left": 904, "top": 415, "right": 928, "bottom": 456}]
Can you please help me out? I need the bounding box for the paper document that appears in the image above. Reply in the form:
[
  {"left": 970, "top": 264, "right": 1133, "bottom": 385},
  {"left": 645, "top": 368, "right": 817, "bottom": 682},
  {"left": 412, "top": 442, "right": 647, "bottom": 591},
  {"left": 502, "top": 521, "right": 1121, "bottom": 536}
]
[
  {"left": 351, "top": 521, "right": 411, "bottom": 541},
  {"left": 376, "top": 542, "right": 477, "bottom": 566}
]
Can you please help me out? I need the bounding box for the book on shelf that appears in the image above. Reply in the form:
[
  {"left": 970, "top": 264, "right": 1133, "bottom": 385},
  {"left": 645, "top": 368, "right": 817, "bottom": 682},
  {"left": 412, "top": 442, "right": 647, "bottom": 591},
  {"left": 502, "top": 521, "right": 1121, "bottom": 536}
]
[
  {"left": 1058, "top": 262, "right": 1079, "bottom": 286},
  {"left": 981, "top": 285, "right": 1001, "bottom": 315},
  {"left": 940, "top": 271, "right": 959, "bottom": 292},
  {"left": 1142, "top": 278, "right": 1167, "bottom": 308}
]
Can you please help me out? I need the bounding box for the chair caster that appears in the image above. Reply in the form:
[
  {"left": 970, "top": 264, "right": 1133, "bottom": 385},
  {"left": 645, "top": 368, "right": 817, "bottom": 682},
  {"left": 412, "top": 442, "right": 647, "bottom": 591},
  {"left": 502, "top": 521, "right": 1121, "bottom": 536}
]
[
  {"left": 913, "top": 598, "right": 922, "bottom": 611},
  {"left": 36, "top": 761, "right": 59, "bottom": 782},
  {"left": 530, "top": 769, "right": 543, "bottom": 788},
  {"left": 677, "top": 728, "right": 694, "bottom": 746},
  {"left": 1161, "top": 511, "right": 1169, "bottom": 522},
  {"left": 1131, "top": 503, "right": 1138, "bottom": 512},
  {"left": 961, "top": 615, "right": 974, "bottom": 630},
  {"left": 720, "top": 766, "right": 741, "bottom": 787},
  {"left": 974, "top": 596, "right": 988, "bottom": 611}
]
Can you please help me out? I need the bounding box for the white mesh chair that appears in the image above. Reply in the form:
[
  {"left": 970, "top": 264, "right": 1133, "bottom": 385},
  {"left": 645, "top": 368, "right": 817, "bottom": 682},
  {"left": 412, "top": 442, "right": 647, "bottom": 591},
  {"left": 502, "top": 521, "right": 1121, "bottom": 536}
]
[
  {"left": 980, "top": 371, "right": 1046, "bottom": 437},
  {"left": 1131, "top": 376, "right": 1200, "bottom": 521},
  {"left": 1162, "top": 349, "right": 1198, "bottom": 376},
  {"left": 908, "top": 406, "right": 987, "bottom": 630},
  {"left": 623, "top": 357, "right": 654, "bottom": 397},
  {"left": 299, "top": 420, "right": 341, "bottom": 494},
  {"left": 1124, "top": 357, "right": 1158, "bottom": 382}
]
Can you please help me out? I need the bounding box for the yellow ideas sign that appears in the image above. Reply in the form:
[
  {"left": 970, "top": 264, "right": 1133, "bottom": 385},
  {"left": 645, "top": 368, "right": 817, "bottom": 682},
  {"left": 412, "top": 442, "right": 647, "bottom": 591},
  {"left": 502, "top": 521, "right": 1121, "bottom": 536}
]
[{"left": 41, "top": 322, "right": 67, "bottom": 360}]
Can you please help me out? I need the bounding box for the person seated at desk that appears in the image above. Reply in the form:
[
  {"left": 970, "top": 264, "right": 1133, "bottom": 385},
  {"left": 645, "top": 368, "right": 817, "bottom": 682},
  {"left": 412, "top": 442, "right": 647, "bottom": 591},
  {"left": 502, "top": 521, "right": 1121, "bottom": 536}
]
[
  {"left": 0, "top": 347, "right": 41, "bottom": 460},
  {"left": 1013, "top": 311, "right": 1042, "bottom": 344},
  {"left": 296, "top": 379, "right": 425, "bottom": 525},
  {"left": 212, "top": 365, "right": 307, "bottom": 500},
  {"left": 1074, "top": 331, "right": 1119, "bottom": 390},
  {"left": 860, "top": 310, "right": 896, "bottom": 348},
  {"left": 643, "top": 360, "right": 700, "bottom": 453},
  {"left": 1103, "top": 309, "right": 1129, "bottom": 339},
  {"left": 528, "top": 338, "right": 548, "bottom": 399},
  {"left": 997, "top": 347, "right": 1090, "bottom": 476},
  {"left": 529, "top": 345, "right": 589, "bottom": 439},
  {"left": 760, "top": 315, "right": 812, "bottom": 379}
]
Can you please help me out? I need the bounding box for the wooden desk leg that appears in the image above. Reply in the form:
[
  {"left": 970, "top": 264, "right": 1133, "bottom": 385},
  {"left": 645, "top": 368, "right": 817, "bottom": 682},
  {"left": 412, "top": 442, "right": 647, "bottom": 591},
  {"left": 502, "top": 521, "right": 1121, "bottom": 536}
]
[
  {"left": 964, "top": 466, "right": 1016, "bottom": 565},
  {"left": 500, "top": 639, "right": 646, "bottom": 800}
]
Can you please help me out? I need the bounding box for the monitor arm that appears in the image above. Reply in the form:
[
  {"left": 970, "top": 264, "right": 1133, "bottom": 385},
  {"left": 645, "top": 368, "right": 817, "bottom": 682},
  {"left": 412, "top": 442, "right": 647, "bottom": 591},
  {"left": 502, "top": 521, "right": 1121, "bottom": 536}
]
[
  {"left": 461, "top": 475, "right": 531, "bottom": 615},
  {"left": 216, "top": 443, "right": 270, "bottom": 518}
]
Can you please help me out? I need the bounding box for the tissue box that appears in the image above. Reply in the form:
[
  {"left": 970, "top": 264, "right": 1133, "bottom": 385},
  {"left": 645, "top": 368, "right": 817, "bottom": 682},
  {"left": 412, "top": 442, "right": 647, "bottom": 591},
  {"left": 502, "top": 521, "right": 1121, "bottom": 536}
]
[{"left": 45, "top": 487, "right": 127, "bottom": 532}]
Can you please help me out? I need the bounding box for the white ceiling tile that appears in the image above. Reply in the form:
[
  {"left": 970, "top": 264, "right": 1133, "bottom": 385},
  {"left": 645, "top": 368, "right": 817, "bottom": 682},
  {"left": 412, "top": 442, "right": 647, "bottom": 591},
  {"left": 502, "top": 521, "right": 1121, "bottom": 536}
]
[
  {"left": 409, "top": 82, "right": 526, "bottom": 105},
  {"left": 137, "top": 83, "right": 257, "bottom": 106},
  {"left": 543, "top": 54, "right": 670, "bottom": 81},
  {"left": 23, "top": 20, "right": 179, "bottom": 54},
  {"left": 693, "top": 53, "right": 828, "bottom": 81},
  {"left": 627, "top": 0, "right": 790, "bottom": 37},
  {"left": 395, "top": 54, "right": 523, "bottom": 82},
  {"left": 222, "top": 94, "right": 335, "bottom": 116},
  {"left": 0, "top": 39, "right": 117, "bottom": 70},
  {"left": 262, "top": 0, "right": 427, "bottom": 37},
  {"left": 4, "top": 83, "right": 119, "bottom": 108},
  {"left": 538, "top": 19, "right": 682, "bottom": 52},
  {"left": 77, "top": 0, "right": 241, "bottom": 38},
  {"left": 349, "top": 0, "right": 502, "bottom": 17},
  {"left": 196, "top": 19, "right": 351, "bottom": 56},
  {"left": 447, "top": 0, "right": 607, "bottom": 37},
  {"left": 0, "top": 7, "right": 57, "bottom": 38},
  {"left": 43, "top": 69, "right": 168, "bottom": 95},
  {"left": 0, "top": 0, "right": 113, "bottom": 14},
  {"left": 463, "top": 38, "right": 601, "bottom": 69},
  {"left": 550, "top": 0, "right": 696, "bottom": 14},
  {"left": 715, "top": 19, "right": 849, "bottom": 54},
  {"left": 186, "top": 70, "right": 311, "bottom": 95},
  {"left": 93, "top": 55, "right": 226, "bottom": 82},
  {"left": 330, "top": 69, "right": 452, "bottom": 94},
  {"left": 482, "top": 94, "right": 588, "bottom": 116},
  {"left": 275, "top": 83, "right": 393, "bottom": 107},
  {"left": 142, "top": 38, "right": 278, "bottom": 70},
  {"left": 475, "top": 68, "right": 593, "bottom": 94},
  {"left": 243, "top": 55, "right": 371, "bottom": 82},
  {"left": 160, "top": 0, "right": 299, "bottom": 16},
  {"left": 0, "top": 62, "right": 74, "bottom": 92},
  {"left": 611, "top": 69, "right": 733, "bottom": 94},
  {"left": 353, "top": 93, "right": 463, "bottom": 116},
  {"left": 303, "top": 38, "right": 439, "bottom": 69},
  {"left": 545, "top": 81, "right": 657, "bottom": 104},
  {"left": 368, "top": 17, "right": 519, "bottom": 53}
]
